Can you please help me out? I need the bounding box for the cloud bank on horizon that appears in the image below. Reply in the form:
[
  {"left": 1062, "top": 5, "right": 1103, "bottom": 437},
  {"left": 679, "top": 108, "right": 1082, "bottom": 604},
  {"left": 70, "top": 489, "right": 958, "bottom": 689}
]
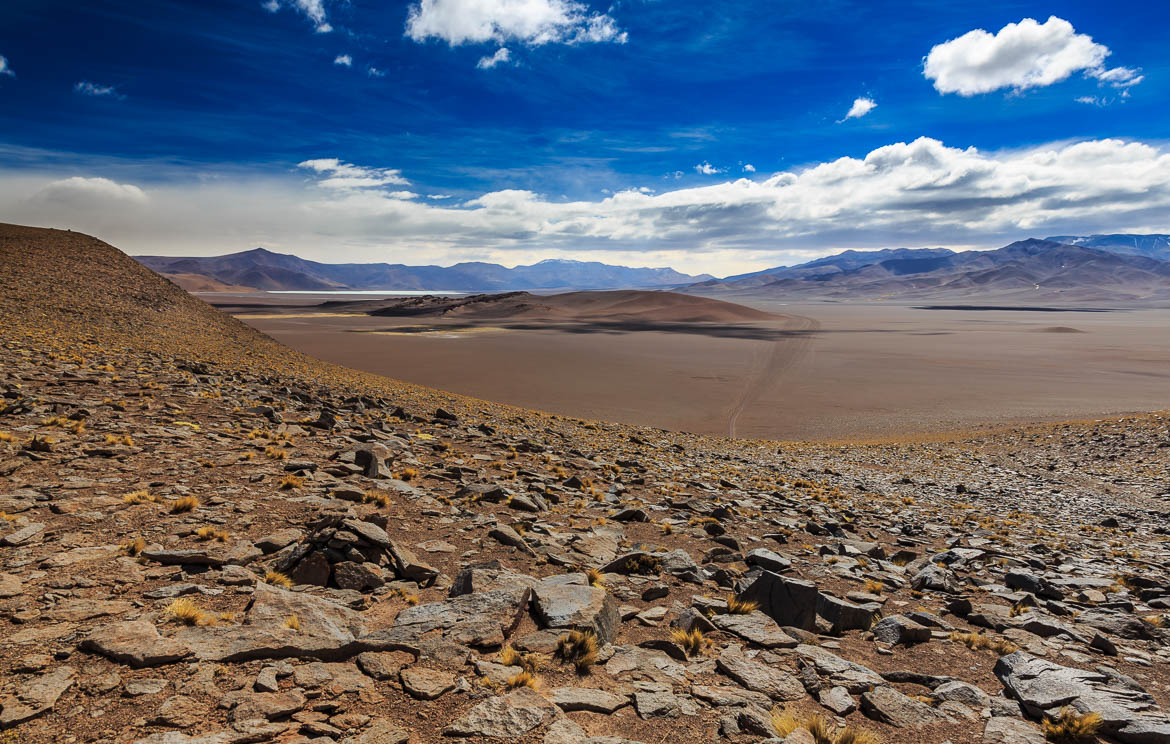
[
  {"left": 0, "top": 2, "right": 1165, "bottom": 274},
  {"left": 4, "top": 136, "right": 1167, "bottom": 275}
]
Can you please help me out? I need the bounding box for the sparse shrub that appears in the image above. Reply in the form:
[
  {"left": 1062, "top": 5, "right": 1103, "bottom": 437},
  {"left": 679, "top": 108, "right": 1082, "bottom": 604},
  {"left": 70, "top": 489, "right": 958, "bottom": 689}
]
[
  {"left": 726, "top": 593, "right": 759, "bottom": 615},
  {"left": 670, "top": 627, "right": 711, "bottom": 657},
  {"left": 170, "top": 496, "right": 199, "bottom": 513},
  {"left": 264, "top": 570, "right": 293, "bottom": 588},
  {"left": 278, "top": 474, "right": 304, "bottom": 490},
  {"left": 504, "top": 670, "right": 541, "bottom": 690},
  {"left": 195, "top": 526, "right": 229, "bottom": 542},
  {"left": 555, "top": 629, "right": 599, "bottom": 675},
  {"left": 1042, "top": 707, "right": 1103, "bottom": 743},
  {"left": 165, "top": 598, "right": 215, "bottom": 626}
]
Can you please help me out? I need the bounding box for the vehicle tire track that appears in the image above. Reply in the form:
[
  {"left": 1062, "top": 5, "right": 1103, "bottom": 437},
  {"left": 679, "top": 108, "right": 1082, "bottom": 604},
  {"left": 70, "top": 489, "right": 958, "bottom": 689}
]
[{"left": 727, "top": 314, "right": 820, "bottom": 438}]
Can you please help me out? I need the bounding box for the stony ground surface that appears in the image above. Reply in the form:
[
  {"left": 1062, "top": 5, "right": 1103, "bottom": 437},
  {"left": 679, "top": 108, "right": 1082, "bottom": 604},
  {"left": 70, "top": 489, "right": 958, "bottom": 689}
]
[{"left": 1, "top": 224, "right": 1169, "bottom": 744}]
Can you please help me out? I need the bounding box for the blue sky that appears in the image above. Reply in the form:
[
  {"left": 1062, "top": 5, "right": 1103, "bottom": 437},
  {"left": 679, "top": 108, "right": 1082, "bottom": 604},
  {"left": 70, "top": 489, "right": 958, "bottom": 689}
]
[{"left": 0, "top": 0, "right": 1167, "bottom": 274}]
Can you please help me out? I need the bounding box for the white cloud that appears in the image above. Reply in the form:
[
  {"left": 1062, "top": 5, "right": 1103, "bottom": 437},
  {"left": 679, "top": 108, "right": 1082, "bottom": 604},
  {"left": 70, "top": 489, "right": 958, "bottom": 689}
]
[
  {"left": 405, "top": 0, "right": 626, "bottom": 47},
  {"left": 694, "top": 162, "right": 724, "bottom": 175},
  {"left": 476, "top": 47, "right": 512, "bottom": 69},
  {"left": 0, "top": 56, "right": 12, "bottom": 77},
  {"left": 367, "top": 66, "right": 385, "bottom": 78},
  {"left": 5, "top": 137, "right": 1170, "bottom": 275},
  {"left": 297, "top": 158, "right": 409, "bottom": 190},
  {"left": 924, "top": 16, "right": 1142, "bottom": 96},
  {"left": 841, "top": 97, "right": 876, "bottom": 120},
  {"left": 333, "top": 54, "right": 352, "bottom": 67},
  {"left": 427, "top": 193, "right": 453, "bottom": 199},
  {"left": 742, "top": 164, "right": 756, "bottom": 173},
  {"left": 265, "top": 0, "right": 332, "bottom": 33},
  {"left": 74, "top": 81, "right": 123, "bottom": 99}
]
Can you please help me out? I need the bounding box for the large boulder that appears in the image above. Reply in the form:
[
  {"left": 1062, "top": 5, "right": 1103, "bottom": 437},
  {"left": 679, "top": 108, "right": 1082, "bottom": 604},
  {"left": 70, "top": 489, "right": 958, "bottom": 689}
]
[
  {"left": 994, "top": 651, "right": 1170, "bottom": 744},
  {"left": 532, "top": 579, "right": 620, "bottom": 645},
  {"left": 738, "top": 571, "right": 818, "bottom": 631},
  {"left": 81, "top": 621, "right": 193, "bottom": 667}
]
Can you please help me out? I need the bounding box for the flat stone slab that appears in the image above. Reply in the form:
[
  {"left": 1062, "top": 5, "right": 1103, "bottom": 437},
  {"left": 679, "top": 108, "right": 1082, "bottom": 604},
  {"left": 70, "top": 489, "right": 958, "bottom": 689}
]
[
  {"left": 443, "top": 688, "right": 558, "bottom": 738},
  {"left": 81, "top": 621, "right": 193, "bottom": 668},
  {"left": 710, "top": 611, "right": 798, "bottom": 649},
  {"left": 716, "top": 646, "right": 804, "bottom": 701}
]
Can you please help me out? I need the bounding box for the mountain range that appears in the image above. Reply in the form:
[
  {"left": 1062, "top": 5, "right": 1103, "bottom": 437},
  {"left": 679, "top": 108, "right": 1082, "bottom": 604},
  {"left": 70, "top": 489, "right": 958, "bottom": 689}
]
[
  {"left": 134, "top": 248, "right": 712, "bottom": 292},
  {"left": 686, "top": 235, "right": 1170, "bottom": 302}
]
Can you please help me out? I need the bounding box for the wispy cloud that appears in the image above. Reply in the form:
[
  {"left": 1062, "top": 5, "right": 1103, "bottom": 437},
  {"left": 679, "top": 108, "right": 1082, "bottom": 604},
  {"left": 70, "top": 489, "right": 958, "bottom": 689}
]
[
  {"left": 840, "top": 97, "right": 876, "bottom": 121},
  {"left": 925, "top": 16, "right": 1142, "bottom": 96},
  {"left": 264, "top": 0, "right": 332, "bottom": 33},
  {"left": 0, "top": 55, "right": 13, "bottom": 77},
  {"left": 406, "top": 0, "right": 626, "bottom": 51},
  {"left": 366, "top": 66, "right": 385, "bottom": 78},
  {"left": 74, "top": 81, "right": 124, "bottom": 99},
  {"left": 476, "top": 47, "right": 512, "bottom": 69}
]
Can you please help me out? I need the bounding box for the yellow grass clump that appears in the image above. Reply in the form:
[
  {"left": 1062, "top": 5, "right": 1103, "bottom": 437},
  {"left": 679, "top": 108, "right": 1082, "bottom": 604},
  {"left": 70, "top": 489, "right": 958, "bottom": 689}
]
[
  {"left": 499, "top": 646, "right": 542, "bottom": 673},
  {"left": 670, "top": 627, "right": 711, "bottom": 657},
  {"left": 555, "top": 629, "right": 599, "bottom": 675},
  {"left": 585, "top": 567, "right": 606, "bottom": 588},
  {"left": 283, "top": 614, "right": 301, "bottom": 631},
  {"left": 195, "top": 526, "right": 229, "bottom": 542},
  {"left": 726, "top": 593, "right": 759, "bottom": 615},
  {"left": 504, "top": 670, "right": 542, "bottom": 690},
  {"left": 121, "top": 536, "right": 147, "bottom": 556},
  {"left": 771, "top": 707, "right": 881, "bottom": 744},
  {"left": 278, "top": 474, "right": 305, "bottom": 490},
  {"left": 165, "top": 598, "right": 216, "bottom": 626},
  {"left": 264, "top": 570, "right": 294, "bottom": 588},
  {"left": 1041, "top": 708, "right": 1103, "bottom": 743},
  {"left": 169, "top": 496, "right": 200, "bottom": 513},
  {"left": 123, "top": 489, "right": 157, "bottom": 504}
]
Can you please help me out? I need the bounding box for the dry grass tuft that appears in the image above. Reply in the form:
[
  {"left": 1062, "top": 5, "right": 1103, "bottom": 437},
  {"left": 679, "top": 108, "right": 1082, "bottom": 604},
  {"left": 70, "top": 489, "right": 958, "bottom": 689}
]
[
  {"left": 121, "top": 536, "right": 147, "bottom": 556},
  {"left": 555, "top": 629, "right": 599, "bottom": 675},
  {"left": 726, "top": 593, "right": 759, "bottom": 615},
  {"left": 1041, "top": 707, "right": 1103, "bottom": 743},
  {"left": 165, "top": 598, "right": 216, "bottom": 626},
  {"left": 169, "top": 496, "right": 199, "bottom": 513},
  {"left": 195, "top": 526, "right": 229, "bottom": 542},
  {"left": 949, "top": 630, "right": 1018, "bottom": 655},
  {"left": 283, "top": 614, "right": 300, "bottom": 631},
  {"left": 264, "top": 446, "right": 287, "bottom": 460},
  {"left": 499, "top": 646, "right": 542, "bottom": 673},
  {"left": 264, "top": 570, "right": 294, "bottom": 588},
  {"left": 863, "top": 579, "right": 884, "bottom": 594},
  {"left": 670, "top": 627, "right": 711, "bottom": 657},
  {"left": 504, "top": 670, "right": 541, "bottom": 690},
  {"left": 278, "top": 474, "right": 305, "bottom": 490},
  {"left": 362, "top": 490, "right": 391, "bottom": 508},
  {"left": 123, "top": 489, "right": 157, "bottom": 504},
  {"left": 771, "top": 707, "right": 881, "bottom": 744},
  {"left": 585, "top": 567, "right": 606, "bottom": 588}
]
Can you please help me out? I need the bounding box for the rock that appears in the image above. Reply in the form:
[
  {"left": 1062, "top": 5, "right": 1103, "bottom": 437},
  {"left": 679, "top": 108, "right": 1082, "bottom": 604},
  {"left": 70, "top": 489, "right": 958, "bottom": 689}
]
[
  {"left": 872, "top": 615, "right": 932, "bottom": 645},
  {"left": 1, "top": 522, "right": 44, "bottom": 546},
  {"left": 994, "top": 651, "right": 1170, "bottom": 744},
  {"left": 377, "top": 586, "right": 531, "bottom": 648},
  {"left": 932, "top": 680, "right": 993, "bottom": 708},
  {"left": 544, "top": 718, "right": 588, "bottom": 744},
  {"left": 710, "top": 612, "right": 798, "bottom": 649},
  {"left": 633, "top": 688, "right": 681, "bottom": 719},
  {"left": 860, "top": 685, "right": 947, "bottom": 727},
  {"left": 442, "top": 687, "right": 559, "bottom": 738},
  {"left": 227, "top": 689, "right": 305, "bottom": 721},
  {"left": 332, "top": 561, "right": 385, "bottom": 592},
  {"left": 339, "top": 719, "right": 409, "bottom": 744},
  {"left": 794, "top": 645, "right": 884, "bottom": 693},
  {"left": 549, "top": 687, "right": 628, "bottom": 713},
  {"left": 1077, "top": 609, "right": 1158, "bottom": 641},
  {"left": 816, "top": 593, "right": 877, "bottom": 633},
  {"left": 745, "top": 548, "right": 791, "bottom": 573},
  {"left": 910, "top": 564, "right": 958, "bottom": 593},
  {"left": 290, "top": 550, "right": 332, "bottom": 587},
  {"left": 356, "top": 651, "right": 412, "bottom": 681},
  {"left": 532, "top": 581, "right": 620, "bottom": 644},
  {"left": 0, "top": 572, "right": 24, "bottom": 598},
  {"left": 1005, "top": 571, "right": 1063, "bottom": 600},
  {"left": 81, "top": 621, "right": 193, "bottom": 667},
  {"left": 125, "top": 678, "right": 168, "bottom": 696},
  {"left": 738, "top": 571, "right": 818, "bottom": 631},
  {"left": 983, "top": 717, "right": 1046, "bottom": 744},
  {"left": 254, "top": 528, "right": 304, "bottom": 554},
  {"left": 819, "top": 686, "right": 856, "bottom": 715},
  {"left": 0, "top": 666, "right": 76, "bottom": 727},
  {"left": 151, "top": 695, "right": 207, "bottom": 728},
  {"left": 716, "top": 646, "right": 805, "bottom": 701},
  {"left": 399, "top": 667, "right": 455, "bottom": 699}
]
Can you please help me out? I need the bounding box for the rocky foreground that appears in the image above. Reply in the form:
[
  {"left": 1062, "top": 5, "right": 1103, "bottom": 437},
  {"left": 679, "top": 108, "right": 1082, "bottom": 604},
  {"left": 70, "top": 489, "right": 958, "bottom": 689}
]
[{"left": 1, "top": 224, "right": 1169, "bottom": 744}]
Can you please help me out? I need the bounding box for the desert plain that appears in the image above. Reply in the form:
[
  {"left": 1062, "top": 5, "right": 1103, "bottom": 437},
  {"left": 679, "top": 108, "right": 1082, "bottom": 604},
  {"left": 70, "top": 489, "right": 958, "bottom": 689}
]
[{"left": 218, "top": 293, "right": 1170, "bottom": 441}]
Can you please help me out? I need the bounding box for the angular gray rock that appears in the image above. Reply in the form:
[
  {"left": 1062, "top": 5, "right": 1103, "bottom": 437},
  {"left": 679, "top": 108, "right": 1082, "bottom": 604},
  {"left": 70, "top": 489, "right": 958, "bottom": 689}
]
[
  {"left": 710, "top": 611, "right": 799, "bottom": 649},
  {"left": 0, "top": 665, "right": 76, "bottom": 727},
  {"left": 872, "top": 614, "right": 931, "bottom": 645},
  {"left": 532, "top": 580, "right": 620, "bottom": 644},
  {"left": 994, "top": 651, "right": 1170, "bottom": 744},
  {"left": 860, "top": 685, "right": 947, "bottom": 727},
  {"left": 738, "top": 571, "right": 818, "bottom": 631},
  {"left": 442, "top": 687, "right": 559, "bottom": 738},
  {"left": 716, "top": 646, "right": 805, "bottom": 701},
  {"left": 81, "top": 621, "right": 193, "bottom": 668}
]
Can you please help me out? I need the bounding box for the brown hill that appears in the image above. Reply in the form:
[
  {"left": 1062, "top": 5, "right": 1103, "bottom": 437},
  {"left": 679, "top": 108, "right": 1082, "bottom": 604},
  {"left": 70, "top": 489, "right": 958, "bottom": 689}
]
[
  {"left": 163, "top": 272, "right": 259, "bottom": 293},
  {"left": 361, "top": 290, "right": 777, "bottom": 323}
]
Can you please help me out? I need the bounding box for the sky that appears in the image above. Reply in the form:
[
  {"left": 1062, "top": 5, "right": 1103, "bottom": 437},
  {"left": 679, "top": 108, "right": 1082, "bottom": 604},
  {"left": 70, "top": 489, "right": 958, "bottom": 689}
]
[{"left": 0, "top": 0, "right": 1168, "bottom": 276}]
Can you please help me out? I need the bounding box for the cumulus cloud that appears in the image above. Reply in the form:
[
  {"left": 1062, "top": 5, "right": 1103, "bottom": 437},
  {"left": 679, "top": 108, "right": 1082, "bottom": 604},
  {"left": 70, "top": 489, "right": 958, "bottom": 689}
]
[
  {"left": 74, "top": 81, "right": 123, "bottom": 99},
  {"left": 925, "top": 16, "right": 1142, "bottom": 96},
  {"left": 0, "top": 56, "right": 12, "bottom": 77},
  {"left": 694, "top": 162, "right": 724, "bottom": 175},
  {"left": 742, "top": 164, "right": 756, "bottom": 173},
  {"left": 333, "top": 54, "right": 352, "bottom": 67},
  {"left": 841, "top": 97, "right": 876, "bottom": 121},
  {"left": 476, "top": 47, "right": 512, "bottom": 69},
  {"left": 406, "top": 0, "right": 626, "bottom": 47},
  {"left": 367, "top": 66, "right": 385, "bottom": 78},
  {"left": 265, "top": 0, "right": 332, "bottom": 32},
  {"left": 5, "top": 137, "right": 1170, "bottom": 274}
]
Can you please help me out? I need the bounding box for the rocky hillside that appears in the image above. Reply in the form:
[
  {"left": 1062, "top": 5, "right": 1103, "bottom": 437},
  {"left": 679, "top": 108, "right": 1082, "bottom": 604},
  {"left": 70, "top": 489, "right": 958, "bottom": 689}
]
[{"left": 1, "top": 224, "right": 1169, "bottom": 744}]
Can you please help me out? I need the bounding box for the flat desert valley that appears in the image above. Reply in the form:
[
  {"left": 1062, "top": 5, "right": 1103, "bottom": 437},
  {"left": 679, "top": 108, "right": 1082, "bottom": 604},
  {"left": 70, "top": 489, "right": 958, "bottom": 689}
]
[{"left": 217, "top": 293, "right": 1170, "bottom": 441}]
